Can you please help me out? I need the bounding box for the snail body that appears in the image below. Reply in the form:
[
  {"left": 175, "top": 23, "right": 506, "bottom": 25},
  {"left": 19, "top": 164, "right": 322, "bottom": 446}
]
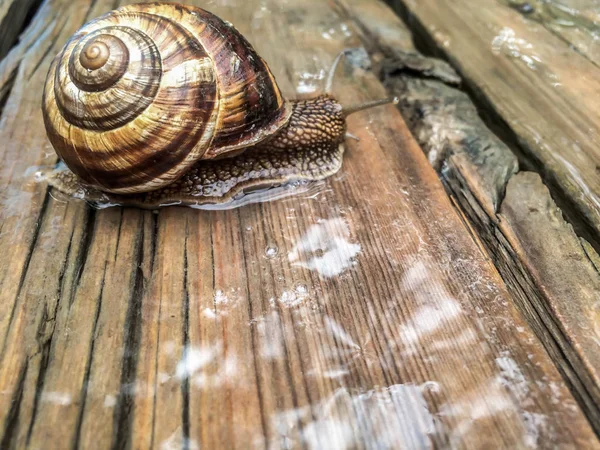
[{"left": 43, "top": 3, "right": 394, "bottom": 209}]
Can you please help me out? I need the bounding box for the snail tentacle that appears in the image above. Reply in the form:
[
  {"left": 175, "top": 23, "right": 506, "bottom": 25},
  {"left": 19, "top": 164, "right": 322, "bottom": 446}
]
[{"left": 325, "top": 50, "right": 347, "bottom": 95}]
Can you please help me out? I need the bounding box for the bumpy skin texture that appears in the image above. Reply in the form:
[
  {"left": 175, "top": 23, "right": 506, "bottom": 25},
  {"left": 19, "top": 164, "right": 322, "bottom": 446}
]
[{"left": 48, "top": 96, "right": 348, "bottom": 209}]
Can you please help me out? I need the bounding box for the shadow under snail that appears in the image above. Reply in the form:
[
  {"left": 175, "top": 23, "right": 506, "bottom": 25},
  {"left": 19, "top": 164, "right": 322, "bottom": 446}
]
[{"left": 42, "top": 2, "right": 396, "bottom": 209}]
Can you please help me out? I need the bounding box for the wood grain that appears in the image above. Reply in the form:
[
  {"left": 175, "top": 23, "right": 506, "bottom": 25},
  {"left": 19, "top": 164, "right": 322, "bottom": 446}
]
[
  {"left": 389, "top": 0, "right": 600, "bottom": 249},
  {"left": 500, "top": 0, "right": 600, "bottom": 65},
  {"left": 0, "top": 0, "right": 598, "bottom": 448},
  {"left": 341, "top": 0, "right": 600, "bottom": 434},
  {"left": 499, "top": 173, "right": 600, "bottom": 422},
  {"left": 340, "top": 0, "right": 600, "bottom": 433},
  {"left": 0, "top": 0, "right": 41, "bottom": 60}
]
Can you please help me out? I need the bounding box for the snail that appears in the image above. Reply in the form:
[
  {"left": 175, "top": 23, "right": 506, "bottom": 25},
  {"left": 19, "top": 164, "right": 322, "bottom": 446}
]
[{"left": 42, "top": 2, "right": 396, "bottom": 209}]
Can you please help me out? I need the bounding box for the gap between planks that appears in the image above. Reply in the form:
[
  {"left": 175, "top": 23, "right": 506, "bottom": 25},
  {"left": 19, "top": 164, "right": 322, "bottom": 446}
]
[
  {"left": 337, "top": 0, "right": 600, "bottom": 436},
  {"left": 0, "top": 0, "right": 599, "bottom": 449}
]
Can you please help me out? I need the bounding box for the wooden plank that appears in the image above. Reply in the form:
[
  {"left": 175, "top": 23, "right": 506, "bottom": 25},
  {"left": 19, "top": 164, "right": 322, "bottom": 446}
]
[
  {"left": 339, "top": 0, "right": 600, "bottom": 432},
  {"left": 0, "top": 0, "right": 598, "bottom": 448},
  {"left": 500, "top": 0, "right": 600, "bottom": 65},
  {"left": 388, "top": 0, "right": 600, "bottom": 248},
  {"left": 0, "top": 0, "right": 41, "bottom": 61},
  {"left": 335, "top": 0, "right": 516, "bottom": 215},
  {"left": 499, "top": 172, "right": 600, "bottom": 418},
  {"left": 0, "top": 0, "right": 45, "bottom": 106}
]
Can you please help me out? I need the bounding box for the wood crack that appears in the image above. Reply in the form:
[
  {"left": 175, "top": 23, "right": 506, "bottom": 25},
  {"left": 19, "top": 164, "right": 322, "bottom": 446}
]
[
  {"left": 181, "top": 218, "right": 191, "bottom": 450},
  {"left": 56, "top": 220, "right": 77, "bottom": 306},
  {"left": 25, "top": 16, "right": 69, "bottom": 82},
  {"left": 0, "top": 67, "right": 17, "bottom": 121},
  {"left": 12, "top": 189, "right": 50, "bottom": 302},
  {"left": 0, "top": 360, "right": 28, "bottom": 449},
  {"left": 0, "top": 0, "right": 45, "bottom": 62},
  {"left": 112, "top": 218, "right": 145, "bottom": 450},
  {"left": 72, "top": 260, "right": 108, "bottom": 450},
  {"left": 83, "top": 0, "right": 100, "bottom": 23},
  {"left": 238, "top": 212, "right": 269, "bottom": 446},
  {"left": 71, "top": 207, "right": 96, "bottom": 305},
  {"left": 149, "top": 213, "right": 158, "bottom": 275},
  {"left": 449, "top": 168, "right": 600, "bottom": 432},
  {"left": 25, "top": 325, "right": 52, "bottom": 447},
  {"left": 113, "top": 209, "right": 124, "bottom": 261},
  {"left": 148, "top": 215, "right": 163, "bottom": 450},
  {"left": 386, "top": 0, "right": 600, "bottom": 254},
  {"left": 340, "top": 0, "right": 600, "bottom": 437},
  {"left": 0, "top": 190, "right": 51, "bottom": 358}
]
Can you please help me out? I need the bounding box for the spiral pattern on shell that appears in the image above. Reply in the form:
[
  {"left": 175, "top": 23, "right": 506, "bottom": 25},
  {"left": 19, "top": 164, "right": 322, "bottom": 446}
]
[{"left": 42, "top": 3, "right": 291, "bottom": 194}]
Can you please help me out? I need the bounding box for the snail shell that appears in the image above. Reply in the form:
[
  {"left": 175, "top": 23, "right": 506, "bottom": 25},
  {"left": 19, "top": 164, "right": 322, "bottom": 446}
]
[{"left": 42, "top": 3, "right": 291, "bottom": 194}]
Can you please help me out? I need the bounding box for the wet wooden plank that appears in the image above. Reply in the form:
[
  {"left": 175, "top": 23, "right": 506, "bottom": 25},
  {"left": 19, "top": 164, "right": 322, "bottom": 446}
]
[
  {"left": 500, "top": 0, "right": 600, "bottom": 65},
  {"left": 499, "top": 172, "right": 600, "bottom": 417},
  {"left": 340, "top": 0, "right": 600, "bottom": 432},
  {"left": 388, "top": 0, "right": 600, "bottom": 248},
  {"left": 0, "top": 0, "right": 599, "bottom": 448}
]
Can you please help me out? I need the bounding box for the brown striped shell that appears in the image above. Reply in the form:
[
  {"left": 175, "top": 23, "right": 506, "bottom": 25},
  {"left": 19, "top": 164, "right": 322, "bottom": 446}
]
[{"left": 42, "top": 3, "right": 292, "bottom": 194}]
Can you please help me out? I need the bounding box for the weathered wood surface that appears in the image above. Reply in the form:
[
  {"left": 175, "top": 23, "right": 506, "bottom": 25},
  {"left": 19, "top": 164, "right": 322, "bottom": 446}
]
[
  {"left": 501, "top": 0, "right": 600, "bottom": 65},
  {"left": 389, "top": 0, "right": 600, "bottom": 249},
  {"left": 0, "top": 0, "right": 40, "bottom": 61},
  {"left": 500, "top": 173, "right": 600, "bottom": 416},
  {"left": 0, "top": 0, "right": 599, "bottom": 449},
  {"left": 341, "top": 0, "right": 600, "bottom": 434},
  {"left": 0, "top": 0, "right": 41, "bottom": 105}
]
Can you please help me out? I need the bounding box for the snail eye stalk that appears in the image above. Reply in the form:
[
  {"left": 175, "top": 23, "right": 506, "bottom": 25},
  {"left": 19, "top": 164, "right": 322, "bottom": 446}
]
[
  {"left": 325, "top": 50, "right": 347, "bottom": 94},
  {"left": 342, "top": 97, "right": 399, "bottom": 117},
  {"left": 324, "top": 49, "right": 399, "bottom": 116}
]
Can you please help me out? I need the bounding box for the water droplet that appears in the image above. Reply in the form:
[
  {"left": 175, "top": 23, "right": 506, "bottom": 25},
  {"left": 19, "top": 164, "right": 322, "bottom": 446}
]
[
  {"left": 265, "top": 245, "right": 279, "bottom": 258},
  {"left": 214, "top": 290, "right": 229, "bottom": 305},
  {"left": 33, "top": 170, "right": 45, "bottom": 182}
]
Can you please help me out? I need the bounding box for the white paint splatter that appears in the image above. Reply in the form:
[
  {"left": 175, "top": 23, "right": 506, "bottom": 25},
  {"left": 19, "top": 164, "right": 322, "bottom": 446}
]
[
  {"left": 270, "top": 384, "right": 438, "bottom": 449},
  {"left": 104, "top": 394, "right": 117, "bottom": 408},
  {"left": 41, "top": 391, "right": 72, "bottom": 406},
  {"left": 289, "top": 218, "right": 361, "bottom": 278},
  {"left": 176, "top": 342, "right": 222, "bottom": 381},
  {"left": 160, "top": 428, "right": 199, "bottom": 450}
]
